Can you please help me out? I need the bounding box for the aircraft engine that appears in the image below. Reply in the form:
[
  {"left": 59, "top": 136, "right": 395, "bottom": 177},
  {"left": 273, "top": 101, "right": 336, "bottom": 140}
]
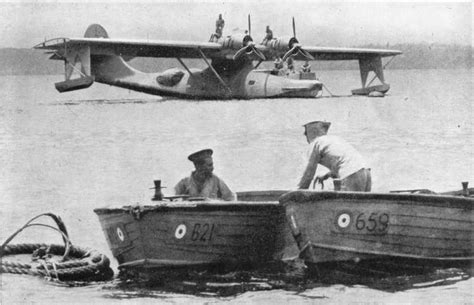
[
  {"left": 267, "top": 36, "right": 296, "bottom": 51},
  {"left": 222, "top": 34, "right": 265, "bottom": 61},
  {"left": 266, "top": 18, "right": 314, "bottom": 61},
  {"left": 222, "top": 33, "right": 251, "bottom": 50},
  {"left": 268, "top": 36, "right": 314, "bottom": 61}
]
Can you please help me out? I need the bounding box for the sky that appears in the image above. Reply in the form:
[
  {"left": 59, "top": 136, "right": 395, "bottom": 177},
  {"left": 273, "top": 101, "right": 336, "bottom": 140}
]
[{"left": 0, "top": 0, "right": 472, "bottom": 48}]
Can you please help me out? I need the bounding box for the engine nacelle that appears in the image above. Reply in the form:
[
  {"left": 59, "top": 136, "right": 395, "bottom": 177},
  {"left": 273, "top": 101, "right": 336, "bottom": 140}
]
[
  {"left": 267, "top": 36, "right": 298, "bottom": 52},
  {"left": 222, "top": 34, "right": 253, "bottom": 50}
]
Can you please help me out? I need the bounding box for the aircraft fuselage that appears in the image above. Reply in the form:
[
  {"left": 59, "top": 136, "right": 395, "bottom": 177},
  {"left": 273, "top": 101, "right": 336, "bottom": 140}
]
[{"left": 91, "top": 55, "right": 322, "bottom": 99}]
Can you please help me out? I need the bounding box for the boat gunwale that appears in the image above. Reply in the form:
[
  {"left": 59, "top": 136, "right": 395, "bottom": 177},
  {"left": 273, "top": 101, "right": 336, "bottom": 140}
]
[
  {"left": 280, "top": 190, "right": 474, "bottom": 210},
  {"left": 94, "top": 190, "right": 473, "bottom": 215},
  {"left": 93, "top": 200, "right": 283, "bottom": 215}
]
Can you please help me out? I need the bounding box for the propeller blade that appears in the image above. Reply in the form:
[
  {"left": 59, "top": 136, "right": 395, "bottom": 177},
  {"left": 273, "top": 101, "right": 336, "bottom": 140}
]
[
  {"left": 233, "top": 44, "right": 266, "bottom": 61},
  {"left": 282, "top": 45, "right": 314, "bottom": 61},
  {"left": 252, "top": 46, "right": 266, "bottom": 61},
  {"left": 233, "top": 47, "right": 248, "bottom": 61},
  {"left": 298, "top": 48, "right": 314, "bottom": 61},
  {"left": 282, "top": 46, "right": 298, "bottom": 61},
  {"left": 248, "top": 14, "right": 251, "bottom": 37},
  {"left": 292, "top": 17, "right": 296, "bottom": 37}
]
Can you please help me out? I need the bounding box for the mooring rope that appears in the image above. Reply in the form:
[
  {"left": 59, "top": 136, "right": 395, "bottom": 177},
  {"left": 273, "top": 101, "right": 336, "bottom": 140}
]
[{"left": 1, "top": 213, "right": 113, "bottom": 281}]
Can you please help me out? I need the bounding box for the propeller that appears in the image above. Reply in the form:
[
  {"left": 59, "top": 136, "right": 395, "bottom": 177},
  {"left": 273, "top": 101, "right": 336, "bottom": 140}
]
[
  {"left": 233, "top": 14, "right": 266, "bottom": 61},
  {"left": 282, "top": 17, "right": 314, "bottom": 61},
  {"left": 233, "top": 42, "right": 266, "bottom": 61}
]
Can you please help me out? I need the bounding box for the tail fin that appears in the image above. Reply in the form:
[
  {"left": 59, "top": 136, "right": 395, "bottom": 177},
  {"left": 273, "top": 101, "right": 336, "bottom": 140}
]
[{"left": 84, "top": 24, "right": 109, "bottom": 38}]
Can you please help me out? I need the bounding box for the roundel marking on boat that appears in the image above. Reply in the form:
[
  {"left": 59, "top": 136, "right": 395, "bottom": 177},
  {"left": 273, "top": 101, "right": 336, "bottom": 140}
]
[
  {"left": 116, "top": 227, "right": 125, "bottom": 242},
  {"left": 336, "top": 213, "right": 351, "bottom": 229},
  {"left": 175, "top": 224, "right": 187, "bottom": 239}
]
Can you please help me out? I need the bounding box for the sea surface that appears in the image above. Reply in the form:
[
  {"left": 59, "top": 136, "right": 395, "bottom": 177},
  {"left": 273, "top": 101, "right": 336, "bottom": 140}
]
[{"left": 0, "top": 69, "right": 472, "bottom": 304}]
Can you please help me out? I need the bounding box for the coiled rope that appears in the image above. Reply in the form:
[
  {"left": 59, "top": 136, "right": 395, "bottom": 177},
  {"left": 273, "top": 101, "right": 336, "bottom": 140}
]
[{"left": 1, "top": 213, "right": 113, "bottom": 281}]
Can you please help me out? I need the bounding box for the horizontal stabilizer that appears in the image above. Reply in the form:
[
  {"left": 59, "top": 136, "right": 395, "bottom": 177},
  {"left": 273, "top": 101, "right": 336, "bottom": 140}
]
[{"left": 48, "top": 53, "right": 63, "bottom": 60}]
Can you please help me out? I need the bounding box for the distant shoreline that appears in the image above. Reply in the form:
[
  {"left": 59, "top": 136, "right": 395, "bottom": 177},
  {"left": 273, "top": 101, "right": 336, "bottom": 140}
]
[
  {"left": 1, "top": 67, "right": 472, "bottom": 77},
  {"left": 0, "top": 43, "right": 471, "bottom": 75}
]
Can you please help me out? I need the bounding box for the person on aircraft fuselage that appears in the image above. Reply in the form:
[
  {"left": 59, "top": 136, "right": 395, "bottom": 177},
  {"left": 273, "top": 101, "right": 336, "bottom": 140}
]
[
  {"left": 287, "top": 57, "right": 295, "bottom": 73},
  {"left": 175, "top": 149, "right": 236, "bottom": 201},
  {"left": 297, "top": 121, "right": 372, "bottom": 192},
  {"left": 301, "top": 61, "right": 311, "bottom": 73},
  {"left": 262, "top": 25, "right": 273, "bottom": 44},
  {"left": 215, "top": 14, "right": 225, "bottom": 39},
  {"left": 272, "top": 57, "right": 284, "bottom": 75}
]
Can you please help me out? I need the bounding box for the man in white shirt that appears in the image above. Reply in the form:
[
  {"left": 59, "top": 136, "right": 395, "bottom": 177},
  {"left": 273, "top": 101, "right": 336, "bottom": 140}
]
[
  {"left": 297, "top": 121, "right": 371, "bottom": 192},
  {"left": 175, "top": 149, "right": 236, "bottom": 201}
]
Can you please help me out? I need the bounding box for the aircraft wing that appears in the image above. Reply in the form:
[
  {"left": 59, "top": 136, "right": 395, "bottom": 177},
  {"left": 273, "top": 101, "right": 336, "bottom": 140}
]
[
  {"left": 298, "top": 46, "right": 402, "bottom": 61},
  {"left": 34, "top": 37, "right": 223, "bottom": 59}
]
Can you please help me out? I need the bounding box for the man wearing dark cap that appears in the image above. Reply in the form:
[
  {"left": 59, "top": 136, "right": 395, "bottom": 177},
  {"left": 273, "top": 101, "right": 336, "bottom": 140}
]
[
  {"left": 175, "top": 149, "right": 236, "bottom": 201},
  {"left": 297, "top": 121, "right": 371, "bottom": 192}
]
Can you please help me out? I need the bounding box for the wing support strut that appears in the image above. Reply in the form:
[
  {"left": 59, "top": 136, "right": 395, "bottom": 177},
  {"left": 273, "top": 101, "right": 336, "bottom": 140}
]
[
  {"left": 48, "top": 38, "right": 94, "bottom": 93},
  {"left": 365, "top": 56, "right": 396, "bottom": 88},
  {"left": 351, "top": 56, "right": 392, "bottom": 96},
  {"left": 176, "top": 58, "right": 194, "bottom": 77},
  {"left": 196, "top": 47, "right": 232, "bottom": 96}
]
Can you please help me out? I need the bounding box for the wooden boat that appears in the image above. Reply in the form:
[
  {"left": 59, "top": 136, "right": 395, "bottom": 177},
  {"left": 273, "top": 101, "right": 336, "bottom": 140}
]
[
  {"left": 94, "top": 190, "right": 298, "bottom": 271},
  {"left": 282, "top": 189, "right": 474, "bottom": 267}
]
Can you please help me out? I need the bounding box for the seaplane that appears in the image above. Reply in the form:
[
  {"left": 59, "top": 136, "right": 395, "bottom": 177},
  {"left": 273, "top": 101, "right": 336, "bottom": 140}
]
[{"left": 34, "top": 17, "right": 402, "bottom": 99}]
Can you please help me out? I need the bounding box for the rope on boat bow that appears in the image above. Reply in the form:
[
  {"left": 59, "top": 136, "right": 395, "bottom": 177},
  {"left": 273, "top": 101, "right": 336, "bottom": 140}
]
[{"left": 1, "top": 213, "right": 113, "bottom": 281}]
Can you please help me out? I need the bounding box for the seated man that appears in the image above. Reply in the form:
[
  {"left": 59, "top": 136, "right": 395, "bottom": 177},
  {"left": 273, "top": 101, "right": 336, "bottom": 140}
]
[
  {"left": 297, "top": 121, "right": 371, "bottom": 192},
  {"left": 301, "top": 61, "right": 311, "bottom": 73},
  {"left": 175, "top": 149, "right": 236, "bottom": 201},
  {"left": 261, "top": 25, "right": 273, "bottom": 44},
  {"left": 215, "top": 14, "right": 225, "bottom": 39},
  {"left": 272, "top": 57, "right": 284, "bottom": 75}
]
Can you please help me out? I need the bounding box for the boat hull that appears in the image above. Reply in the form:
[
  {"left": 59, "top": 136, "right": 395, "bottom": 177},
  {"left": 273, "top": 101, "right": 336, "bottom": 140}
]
[
  {"left": 281, "top": 191, "right": 474, "bottom": 264},
  {"left": 94, "top": 191, "right": 297, "bottom": 270}
]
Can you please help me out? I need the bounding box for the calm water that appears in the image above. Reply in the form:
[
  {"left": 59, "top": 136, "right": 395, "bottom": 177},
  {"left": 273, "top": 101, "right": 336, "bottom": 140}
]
[{"left": 0, "top": 69, "right": 472, "bottom": 304}]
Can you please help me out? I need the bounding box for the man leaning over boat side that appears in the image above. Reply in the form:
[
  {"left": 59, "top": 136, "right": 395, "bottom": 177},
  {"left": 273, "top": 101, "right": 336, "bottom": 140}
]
[
  {"left": 174, "top": 149, "right": 236, "bottom": 201},
  {"left": 297, "top": 121, "right": 372, "bottom": 192}
]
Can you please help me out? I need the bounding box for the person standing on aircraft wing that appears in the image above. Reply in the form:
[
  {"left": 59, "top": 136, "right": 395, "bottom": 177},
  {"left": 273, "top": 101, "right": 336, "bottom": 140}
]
[
  {"left": 297, "top": 121, "right": 372, "bottom": 192},
  {"left": 262, "top": 25, "right": 273, "bottom": 44},
  {"left": 215, "top": 14, "right": 225, "bottom": 39},
  {"left": 175, "top": 149, "right": 236, "bottom": 201}
]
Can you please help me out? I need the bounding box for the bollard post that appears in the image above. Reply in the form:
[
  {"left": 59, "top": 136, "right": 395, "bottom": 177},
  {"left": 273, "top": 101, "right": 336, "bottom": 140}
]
[
  {"left": 152, "top": 180, "right": 164, "bottom": 201},
  {"left": 462, "top": 181, "right": 469, "bottom": 197}
]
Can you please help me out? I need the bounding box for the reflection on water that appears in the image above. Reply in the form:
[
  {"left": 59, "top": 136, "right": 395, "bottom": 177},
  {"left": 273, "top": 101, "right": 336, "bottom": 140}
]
[
  {"left": 47, "top": 98, "right": 173, "bottom": 106},
  {"left": 97, "top": 259, "right": 472, "bottom": 298}
]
